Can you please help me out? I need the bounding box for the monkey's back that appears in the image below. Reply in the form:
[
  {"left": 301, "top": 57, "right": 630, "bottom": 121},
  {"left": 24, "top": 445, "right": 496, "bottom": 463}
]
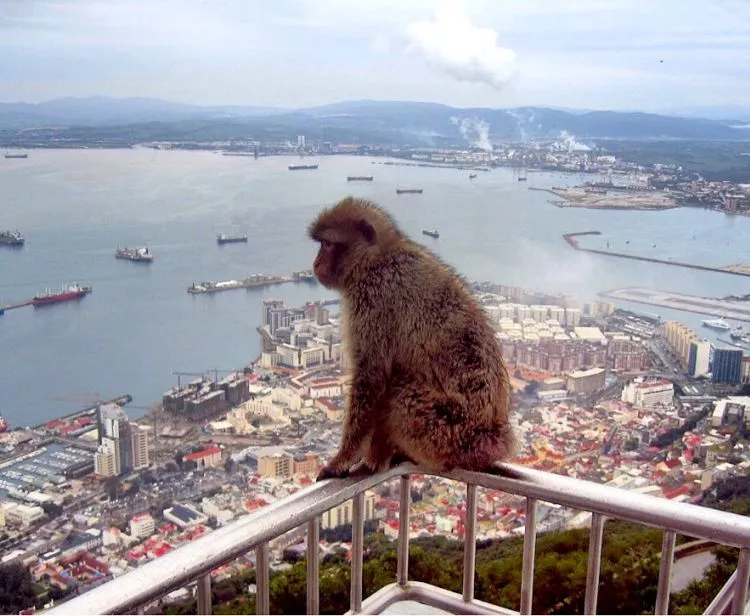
[{"left": 345, "top": 241, "right": 511, "bottom": 426}]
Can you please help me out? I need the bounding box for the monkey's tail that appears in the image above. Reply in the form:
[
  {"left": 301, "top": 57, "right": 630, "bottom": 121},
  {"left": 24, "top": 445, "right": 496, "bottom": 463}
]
[{"left": 483, "top": 461, "right": 525, "bottom": 481}]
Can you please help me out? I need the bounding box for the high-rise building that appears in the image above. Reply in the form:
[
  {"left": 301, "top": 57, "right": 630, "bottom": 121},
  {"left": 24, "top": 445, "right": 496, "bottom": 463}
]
[
  {"left": 688, "top": 340, "right": 712, "bottom": 377},
  {"left": 131, "top": 426, "right": 150, "bottom": 470},
  {"left": 95, "top": 437, "right": 120, "bottom": 477},
  {"left": 712, "top": 348, "right": 744, "bottom": 384},
  {"left": 98, "top": 403, "right": 134, "bottom": 475}
]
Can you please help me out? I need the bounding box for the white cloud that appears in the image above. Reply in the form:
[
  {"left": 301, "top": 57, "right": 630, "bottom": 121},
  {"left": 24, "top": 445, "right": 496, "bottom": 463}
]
[{"left": 406, "top": 1, "right": 516, "bottom": 89}]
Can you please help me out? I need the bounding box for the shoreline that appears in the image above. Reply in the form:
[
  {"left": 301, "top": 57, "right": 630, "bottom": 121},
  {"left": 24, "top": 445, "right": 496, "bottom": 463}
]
[{"left": 528, "top": 186, "right": 678, "bottom": 211}]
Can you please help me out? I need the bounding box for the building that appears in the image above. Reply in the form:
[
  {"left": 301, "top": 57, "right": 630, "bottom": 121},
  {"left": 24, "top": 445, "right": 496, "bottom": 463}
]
[
  {"left": 163, "top": 504, "right": 208, "bottom": 529},
  {"left": 621, "top": 378, "right": 674, "bottom": 409},
  {"left": 712, "top": 348, "right": 744, "bottom": 384},
  {"left": 94, "top": 437, "right": 120, "bottom": 477},
  {"left": 98, "top": 404, "right": 132, "bottom": 474},
  {"left": 321, "top": 491, "right": 377, "bottom": 530},
  {"left": 129, "top": 513, "right": 156, "bottom": 539},
  {"left": 185, "top": 446, "right": 222, "bottom": 469},
  {"left": 258, "top": 449, "right": 293, "bottom": 478},
  {"left": 688, "top": 340, "right": 712, "bottom": 378},
  {"left": 664, "top": 321, "right": 698, "bottom": 365},
  {"left": 293, "top": 452, "right": 319, "bottom": 475},
  {"left": 131, "top": 426, "right": 150, "bottom": 470},
  {"left": 566, "top": 367, "right": 606, "bottom": 394},
  {"left": 743, "top": 356, "right": 750, "bottom": 384}
]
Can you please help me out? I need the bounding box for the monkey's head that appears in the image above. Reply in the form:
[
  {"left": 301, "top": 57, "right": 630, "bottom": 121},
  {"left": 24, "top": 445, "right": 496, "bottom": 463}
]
[{"left": 308, "top": 197, "right": 403, "bottom": 290}]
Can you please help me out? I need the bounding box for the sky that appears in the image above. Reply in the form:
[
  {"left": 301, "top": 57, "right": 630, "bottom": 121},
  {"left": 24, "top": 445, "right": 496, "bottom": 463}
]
[{"left": 1, "top": 0, "right": 749, "bottom": 112}]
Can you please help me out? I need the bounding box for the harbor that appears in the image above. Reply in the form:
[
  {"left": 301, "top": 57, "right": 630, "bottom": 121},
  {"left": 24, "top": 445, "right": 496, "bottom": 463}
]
[
  {"left": 187, "top": 270, "right": 316, "bottom": 294},
  {"left": 563, "top": 231, "right": 750, "bottom": 278},
  {"left": 600, "top": 287, "right": 750, "bottom": 323}
]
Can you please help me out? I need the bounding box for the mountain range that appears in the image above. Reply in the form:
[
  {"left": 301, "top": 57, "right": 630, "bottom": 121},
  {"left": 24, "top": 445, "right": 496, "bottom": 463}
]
[{"left": 1, "top": 96, "right": 749, "bottom": 145}]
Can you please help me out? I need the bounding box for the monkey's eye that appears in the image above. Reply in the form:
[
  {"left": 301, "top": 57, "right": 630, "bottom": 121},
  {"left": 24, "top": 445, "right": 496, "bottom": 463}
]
[{"left": 321, "top": 239, "right": 333, "bottom": 250}]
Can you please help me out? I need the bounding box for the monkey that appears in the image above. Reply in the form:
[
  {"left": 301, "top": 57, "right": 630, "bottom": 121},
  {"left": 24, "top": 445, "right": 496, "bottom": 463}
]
[{"left": 308, "top": 196, "right": 518, "bottom": 481}]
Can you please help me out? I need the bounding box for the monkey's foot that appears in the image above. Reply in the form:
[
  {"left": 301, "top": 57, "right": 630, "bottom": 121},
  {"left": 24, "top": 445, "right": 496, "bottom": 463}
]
[
  {"left": 316, "top": 464, "right": 350, "bottom": 482},
  {"left": 390, "top": 453, "right": 417, "bottom": 467}
]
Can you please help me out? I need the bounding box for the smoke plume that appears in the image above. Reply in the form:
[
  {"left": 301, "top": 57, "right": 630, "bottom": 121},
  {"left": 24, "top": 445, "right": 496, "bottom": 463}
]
[
  {"left": 451, "top": 116, "right": 493, "bottom": 152},
  {"left": 406, "top": 1, "right": 516, "bottom": 89}
]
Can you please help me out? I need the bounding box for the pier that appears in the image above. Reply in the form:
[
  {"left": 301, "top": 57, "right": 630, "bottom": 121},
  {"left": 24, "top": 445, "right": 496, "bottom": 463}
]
[
  {"left": 563, "top": 231, "right": 750, "bottom": 278},
  {"left": 600, "top": 287, "right": 750, "bottom": 323},
  {"left": 32, "top": 394, "right": 133, "bottom": 431},
  {"left": 187, "top": 271, "right": 316, "bottom": 295}
]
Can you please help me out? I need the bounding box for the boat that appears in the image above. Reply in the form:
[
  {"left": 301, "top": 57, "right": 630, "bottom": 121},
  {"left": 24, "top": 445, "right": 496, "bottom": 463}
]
[
  {"left": 518, "top": 170, "right": 527, "bottom": 182},
  {"left": 115, "top": 246, "right": 154, "bottom": 262},
  {"left": 32, "top": 284, "right": 92, "bottom": 307},
  {"left": 0, "top": 230, "right": 24, "bottom": 246},
  {"left": 469, "top": 174, "right": 477, "bottom": 179},
  {"left": 396, "top": 188, "right": 423, "bottom": 194},
  {"left": 702, "top": 317, "right": 731, "bottom": 331},
  {"left": 0, "top": 415, "right": 8, "bottom": 434},
  {"left": 347, "top": 176, "right": 373, "bottom": 182},
  {"left": 288, "top": 164, "right": 318, "bottom": 171},
  {"left": 729, "top": 326, "right": 744, "bottom": 340},
  {"left": 217, "top": 233, "right": 248, "bottom": 245},
  {"left": 422, "top": 228, "right": 440, "bottom": 239},
  {"left": 4, "top": 153, "right": 28, "bottom": 159}
]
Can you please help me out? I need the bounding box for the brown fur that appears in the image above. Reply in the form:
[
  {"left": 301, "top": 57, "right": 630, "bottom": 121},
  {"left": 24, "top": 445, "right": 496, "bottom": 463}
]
[{"left": 308, "top": 197, "right": 516, "bottom": 480}]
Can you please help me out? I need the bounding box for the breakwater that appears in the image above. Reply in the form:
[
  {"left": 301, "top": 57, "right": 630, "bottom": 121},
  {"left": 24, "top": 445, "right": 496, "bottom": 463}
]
[{"left": 563, "top": 231, "right": 750, "bottom": 278}]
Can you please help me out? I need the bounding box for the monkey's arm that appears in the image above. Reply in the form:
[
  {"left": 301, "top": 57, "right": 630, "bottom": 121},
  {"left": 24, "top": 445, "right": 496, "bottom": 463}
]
[{"left": 317, "top": 366, "right": 388, "bottom": 480}]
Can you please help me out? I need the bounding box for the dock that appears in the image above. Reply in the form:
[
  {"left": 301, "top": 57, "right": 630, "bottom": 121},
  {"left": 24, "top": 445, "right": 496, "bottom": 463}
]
[
  {"left": 600, "top": 287, "right": 750, "bottom": 323},
  {"left": 33, "top": 394, "right": 133, "bottom": 431},
  {"left": 563, "top": 231, "right": 750, "bottom": 278},
  {"left": 188, "top": 271, "right": 316, "bottom": 295}
]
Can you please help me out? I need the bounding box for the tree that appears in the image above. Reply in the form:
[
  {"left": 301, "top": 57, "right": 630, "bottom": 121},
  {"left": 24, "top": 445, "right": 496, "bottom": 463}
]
[{"left": 0, "top": 563, "right": 37, "bottom": 614}]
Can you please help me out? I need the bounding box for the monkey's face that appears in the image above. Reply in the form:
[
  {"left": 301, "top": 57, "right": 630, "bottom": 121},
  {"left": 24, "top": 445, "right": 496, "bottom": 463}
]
[{"left": 313, "top": 238, "right": 347, "bottom": 289}]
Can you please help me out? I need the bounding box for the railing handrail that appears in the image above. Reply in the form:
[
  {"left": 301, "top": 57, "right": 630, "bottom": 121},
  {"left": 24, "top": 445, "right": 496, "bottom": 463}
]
[{"left": 44, "top": 463, "right": 750, "bottom": 615}]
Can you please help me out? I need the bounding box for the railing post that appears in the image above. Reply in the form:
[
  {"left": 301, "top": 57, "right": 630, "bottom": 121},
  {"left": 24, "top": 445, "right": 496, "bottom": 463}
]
[
  {"left": 397, "top": 475, "right": 411, "bottom": 587},
  {"left": 732, "top": 548, "right": 750, "bottom": 616},
  {"left": 520, "top": 497, "right": 538, "bottom": 615},
  {"left": 350, "top": 493, "right": 365, "bottom": 613},
  {"left": 655, "top": 530, "right": 676, "bottom": 615},
  {"left": 462, "top": 483, "right": 478, "bottom": 603},
  {"left": 584, "top": 513, "right": 605, "bottom": 616},
  {"left": 256, "top": 543, "right": 270, "bottom": 615},
  {"left": 197, "top": 573, "right": 212, "bottom": 615},
  {"left": 307, "top": 518, "right": 320, "bottom": 615}
]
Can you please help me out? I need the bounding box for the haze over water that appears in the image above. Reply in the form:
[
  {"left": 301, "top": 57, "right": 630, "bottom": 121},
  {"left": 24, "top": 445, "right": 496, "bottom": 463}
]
[{"left": 1, "top": 149, "right": 749, "bottom": 427}]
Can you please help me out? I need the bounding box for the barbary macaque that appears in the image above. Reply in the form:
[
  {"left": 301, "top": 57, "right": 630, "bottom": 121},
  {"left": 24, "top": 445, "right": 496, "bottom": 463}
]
[{"left": 308, "top": 197, "right": 516, "bottom": 480}]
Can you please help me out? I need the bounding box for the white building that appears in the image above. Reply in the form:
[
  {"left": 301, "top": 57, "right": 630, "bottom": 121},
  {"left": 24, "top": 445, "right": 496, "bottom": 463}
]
[
  {"left": 321, "top": 491, "right": 377, "bottom": 530},
  {"left": 131, "top": 426, "right": 150, "bottom": 470},
  {"left": 621, "top": 378, "right": 674, "bottom": 409},
  {"left": 129, "top": 513, "right": 156, "bottom": 539},
  {"left": 95, "top": 437, "right": 120, "bottom": 477}
]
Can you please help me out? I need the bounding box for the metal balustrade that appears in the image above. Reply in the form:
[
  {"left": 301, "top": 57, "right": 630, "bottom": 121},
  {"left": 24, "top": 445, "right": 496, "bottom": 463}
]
[{"left": 44, "top": 463, "right": 750, "bottom": 616}]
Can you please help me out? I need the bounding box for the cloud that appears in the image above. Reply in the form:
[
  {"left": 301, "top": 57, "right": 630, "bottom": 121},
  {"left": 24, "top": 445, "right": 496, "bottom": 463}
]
[{"left": 406, "top": 1, "right": 516, "bottom": 89}]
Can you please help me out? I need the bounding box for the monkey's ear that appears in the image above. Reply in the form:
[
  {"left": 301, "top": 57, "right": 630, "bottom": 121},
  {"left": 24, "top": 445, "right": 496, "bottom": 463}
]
[{"left": 356, "top": 219, "right": 376, "bottom": 244}]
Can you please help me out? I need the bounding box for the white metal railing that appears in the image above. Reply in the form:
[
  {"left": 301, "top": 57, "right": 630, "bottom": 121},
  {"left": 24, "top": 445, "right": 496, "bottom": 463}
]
[{"left": 44, "top": 463, "right": 750, "bottom": 616}]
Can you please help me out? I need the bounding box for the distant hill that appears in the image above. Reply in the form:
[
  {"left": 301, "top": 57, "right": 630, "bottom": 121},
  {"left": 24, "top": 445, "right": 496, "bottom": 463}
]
[{"left": 0, "top": 96, "right": 748, "bottom": 143}]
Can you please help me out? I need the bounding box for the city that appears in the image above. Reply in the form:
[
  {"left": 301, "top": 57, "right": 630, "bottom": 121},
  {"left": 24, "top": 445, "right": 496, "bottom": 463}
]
[
  {"left": 1, "top": 278, "right": 749, "bottom": 613},
  {"left": 3, "top": 1, "right": 750, "bottom": 614}
]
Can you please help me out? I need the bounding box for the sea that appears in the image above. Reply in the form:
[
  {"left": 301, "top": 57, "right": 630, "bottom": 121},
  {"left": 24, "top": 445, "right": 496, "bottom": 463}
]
[{"left": 1, "top": 149, "right": 749, "bottom": 428}]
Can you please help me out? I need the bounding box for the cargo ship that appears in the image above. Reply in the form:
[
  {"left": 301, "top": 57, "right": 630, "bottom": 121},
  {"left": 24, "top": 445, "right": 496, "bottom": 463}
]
[
  {"left": 289, "top": 164, "right": 318, "bottom": 171},
  {"left": 422, "top": 228, "right": 440, "bottom": 239},
  {"left": 217, "top": 233, "right": 248, "bottom": 245},
  {"left": 347, "top": 176, "right": 373, "bottom": 182},
  {"left": 115, "top": 246, "right": 154, "bottom": 262},
  {"left": 469, "top": 174, "right": 477, "bottom": 179},
  {"left": 0, "top": 230, "right": 24, "bottom": 246},
  {"left": 32, "top": 284, "right": 92, "bottom": 307},
  {"left": 396, "top": 188, "right": 423, "bottom": 194},
  {"left": 4, "top": 153, "right": 28, "bottom": 159}
]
